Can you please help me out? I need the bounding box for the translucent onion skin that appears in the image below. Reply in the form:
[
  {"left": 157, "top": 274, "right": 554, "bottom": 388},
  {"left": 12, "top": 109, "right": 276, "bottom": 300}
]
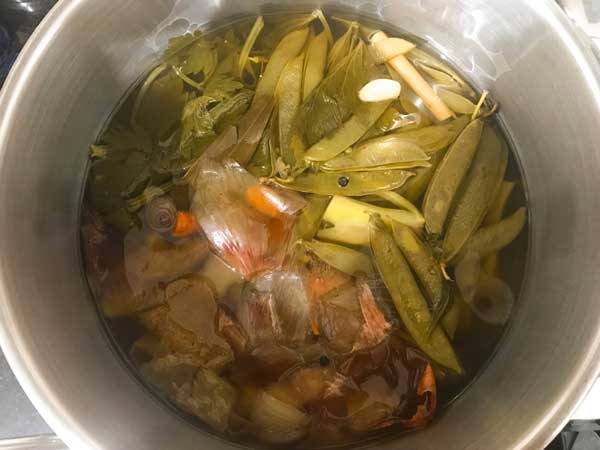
[{"left": 144, "top": 196, "right": 177, "bottom": 234}]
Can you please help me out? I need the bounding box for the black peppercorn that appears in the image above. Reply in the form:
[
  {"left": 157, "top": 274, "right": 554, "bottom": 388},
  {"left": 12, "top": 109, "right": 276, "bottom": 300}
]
[
  {"left": 338, "top": 176, "right": 350, "bottom": 187},
  {"left": 319, "top": 355, "right": 330, "bottom": 367}
]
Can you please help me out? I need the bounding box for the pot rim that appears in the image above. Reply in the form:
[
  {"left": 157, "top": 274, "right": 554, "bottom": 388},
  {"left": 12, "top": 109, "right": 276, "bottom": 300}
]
[{"left": 1, "top": 1, "right": 600, "bottom": 450}]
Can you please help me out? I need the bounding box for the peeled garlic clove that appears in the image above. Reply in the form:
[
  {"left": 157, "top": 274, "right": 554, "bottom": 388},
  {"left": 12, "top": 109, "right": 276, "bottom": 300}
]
[
  {"left": 372, "top": 37, "right": 417, "bottom": 64},
  {"left": 359, "top": 79, "right": 402, "bottom": 103}
]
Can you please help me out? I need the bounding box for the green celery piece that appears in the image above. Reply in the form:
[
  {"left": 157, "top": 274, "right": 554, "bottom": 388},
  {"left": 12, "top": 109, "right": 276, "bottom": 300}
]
[
  {"left": 304, "top": 100, "right": 391, "bottom": 162},
  {"left": 237, "top": 16, "right": 264, "bottom": 78},
  {"left": 136, "top": 71, "right": 186, "bottom": 141},
  {"left": 369, "top": 216, "right": 463, "bottom": 373}
]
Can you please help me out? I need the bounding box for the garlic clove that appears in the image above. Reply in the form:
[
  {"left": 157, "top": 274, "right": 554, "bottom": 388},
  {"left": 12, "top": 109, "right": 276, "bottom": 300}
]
[{"left": 359, "top": 79, "right": 402, "bottom": 103}]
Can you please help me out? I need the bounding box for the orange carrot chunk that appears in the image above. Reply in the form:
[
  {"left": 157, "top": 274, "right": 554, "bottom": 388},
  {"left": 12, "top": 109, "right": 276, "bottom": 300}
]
[{"left": 172, "top": 211, "right": 200, "bottom": 237}]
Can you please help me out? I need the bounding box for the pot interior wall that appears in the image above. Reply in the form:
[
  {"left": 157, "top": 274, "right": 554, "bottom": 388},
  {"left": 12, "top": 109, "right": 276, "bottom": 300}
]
[{"left": 1, "top": 1, "right": 600, "bottom": 450}]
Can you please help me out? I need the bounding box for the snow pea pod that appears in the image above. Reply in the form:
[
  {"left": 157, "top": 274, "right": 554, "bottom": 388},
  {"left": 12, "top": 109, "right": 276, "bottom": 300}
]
[
  {"left": 423, "top": 119, "right": 484, "bottom": 236},
  {"left": 303, "top": 239, "right": 374, "bottom": 276},
  {"left": 458, "top": 207, "right": 527, "bottom": 261},
  {"left": 482, "top": 181, "right": 516, "bottom": 276},
  {"left": 303, "top": 32, "right": 329, "bottom": 101},
  {"left": 254, "top": 27, "right": 310, "bottom": 101},
  {"left": 436, "top": 88, "right": 477, "bottom": 115},
  {"left": 369, "top": 216, "right": 462, "bottom": 373},
  {"left": 276, "top": 169, "right": 413, "bottom": 196},
  {"left": 304, "top": 100, "right": 392, "bottom": 162},
  {"left": 328, "top": 21, "right": 359, "bottom": 72},
  {"left": 278, "top": 53, "right": 305, "bottom": 166},
  {"left": 389, "top": 115, "right": 469, "bottom": 154},
  {"left": 294, "top": 195, "right": 331, "bottom": 240},
  {"left": 362, "top": 106, "right": 421, "bottom": 141},
  {"left": 443, "top": 126, "right": 504, "bottom": 262},
  {"left": 399, "top": 150, "right": 445, "bottom": 203},
  {"left": 407, "top": 48, "right": 477, "bottom": 99},
  {"left": 321, "top": 139, "right": 430, "bottom": 172},
  {"left": 392, "top": 222, "right": 444, "bottom": 309}
]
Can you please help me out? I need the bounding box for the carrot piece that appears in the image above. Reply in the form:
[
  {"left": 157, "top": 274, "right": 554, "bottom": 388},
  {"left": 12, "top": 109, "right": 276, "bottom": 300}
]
[
  {"left": 172, "top": 211, "right": 199, "bottom": 237},
  {"left": 404, "top": 363, "right": 437, "bottom": 428},
  {"left": 245, "top": 184, "right": 286, "bottom": 219}
]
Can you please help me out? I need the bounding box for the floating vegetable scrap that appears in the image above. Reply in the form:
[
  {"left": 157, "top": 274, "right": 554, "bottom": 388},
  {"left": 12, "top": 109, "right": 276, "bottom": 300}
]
[{"left": 81, "top": 11, "right": 528, "bottom": 448}]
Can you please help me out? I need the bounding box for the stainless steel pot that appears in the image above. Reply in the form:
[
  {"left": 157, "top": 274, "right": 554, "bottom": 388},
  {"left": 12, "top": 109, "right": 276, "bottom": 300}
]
[{"left": 1, "top": 1, "right": 600, "bottom": 449}]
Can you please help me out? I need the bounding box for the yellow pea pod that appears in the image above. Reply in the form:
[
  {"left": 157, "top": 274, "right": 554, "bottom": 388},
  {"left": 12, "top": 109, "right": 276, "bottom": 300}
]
[
  {"left": 458, "top": 207, "right": 527, "bottom": 261},
  {"left": 276, "top": 169, "right": 413, "bottom": 197},
  {"left": 321, "top": 139, "right": 430, "bottom": 172},
  {"left": 392, "top": 222, "right": 444, "bottom": 309},
  {"left": 423, "top": 119, "right": 484, "bottom": 236},
  {"left": 399, "top": 150, "right": 445, "bottom": 203},
  {"left": 277, "top": 53, "right": 305, "bottom": 166},
  {"left": 369, "top": 216, "right": 462, "bottom": 373},
  {"left": 304, "top": 100, "right": 392, "bottom": 162},
  {"left": 254, "top": 27, "right": 310, "bottom": 101},
  {"left": 303, "top": 240, "right": 374, "bottom": 276},
  {"left": 443, "top": 126, "right": 506, "bottom": 262},
  {"left": 303, "top": 32, "right": 329, "bottom": 101}
]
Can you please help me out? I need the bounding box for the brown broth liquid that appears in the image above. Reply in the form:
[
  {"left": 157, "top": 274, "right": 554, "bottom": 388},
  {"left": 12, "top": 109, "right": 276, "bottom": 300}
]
[{"left": 80, "top": 12, "right": 528, "bottom": 449}]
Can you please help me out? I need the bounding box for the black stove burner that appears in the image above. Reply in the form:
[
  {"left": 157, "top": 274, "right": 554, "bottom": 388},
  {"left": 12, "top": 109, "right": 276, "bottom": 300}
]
[
  {"left": 0, "top": 1, "right": 598, "bottom": 448},
  {"left": 548, "top": 421, "right": 600, "bottom": 450}
]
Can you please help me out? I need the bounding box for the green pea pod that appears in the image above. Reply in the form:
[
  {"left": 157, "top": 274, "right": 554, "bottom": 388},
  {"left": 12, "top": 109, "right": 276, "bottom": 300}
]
[
  {"left": 392, "top": 222, "right": 444, "bottom": 309},
  {"left": 362, "top": 106, "right": 422, "bottom": 141},
  {"left": 416, "top": 61, "right": 459, "bottom": 87},
  {"left": 399, "top": 150, "right": 445, "bottom": 203},
  {"left": 321, "top": 139, "right": 430, "bottom": 172},
  {"left": 254, "top": 27, "right": 310, "bottom": 101},
  {"left": 369, "top": 216, "right": 462, "bottom": 373},
  {"left": 442, "top": 291, "right": 462, "bottom": 340},
  {"left": 392, "top": 115, "right": 470, "bottom": 154},
  {"left": 436, "top": 88, "right": 477, "bottom": 115},
  {"left": 294, "top": 195, "right": 331, "bottom": 240},
  {"left": 485, "top": 181, "right": 516, "bottom": 226},
  {"left": 443, "top": 125, "right": 504, "bottom": 261},
  {"left": 276, "top": 169, "right": 413, "bottom": 196},
  {"left": 406, "top": 48, "right": 477, "bottom": 99},
  {"left": 328, "top": 21, "right": 359, "bottom": 72},
  {"left": 423, "top": 119, "right": 484, "bottom": 236},
  {"left": 278, "top": 53, "right": 305, "bottom": 166},
  {"left": 458, "top": 207, "right": 527, "bottom": 261},
  {"left": 303, "top": 32, "right": 329, "bottom": 101},
  {"left": 304, "top": 100, "right": 392, "bottom": 162},
  {"left": 303, "top": 239, "right": 374, "bottom": 276}
]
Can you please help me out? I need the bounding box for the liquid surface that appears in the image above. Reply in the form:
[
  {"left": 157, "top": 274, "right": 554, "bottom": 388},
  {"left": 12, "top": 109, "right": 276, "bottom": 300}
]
[{"left": 80, "top": 12, "right": 528, "bottom": 448}]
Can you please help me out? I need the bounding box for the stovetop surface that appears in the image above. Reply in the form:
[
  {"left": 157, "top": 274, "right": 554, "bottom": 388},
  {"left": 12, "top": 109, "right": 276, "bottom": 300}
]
[{"left": 0, "top": 1, "right": 599, "bottom": 449}]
